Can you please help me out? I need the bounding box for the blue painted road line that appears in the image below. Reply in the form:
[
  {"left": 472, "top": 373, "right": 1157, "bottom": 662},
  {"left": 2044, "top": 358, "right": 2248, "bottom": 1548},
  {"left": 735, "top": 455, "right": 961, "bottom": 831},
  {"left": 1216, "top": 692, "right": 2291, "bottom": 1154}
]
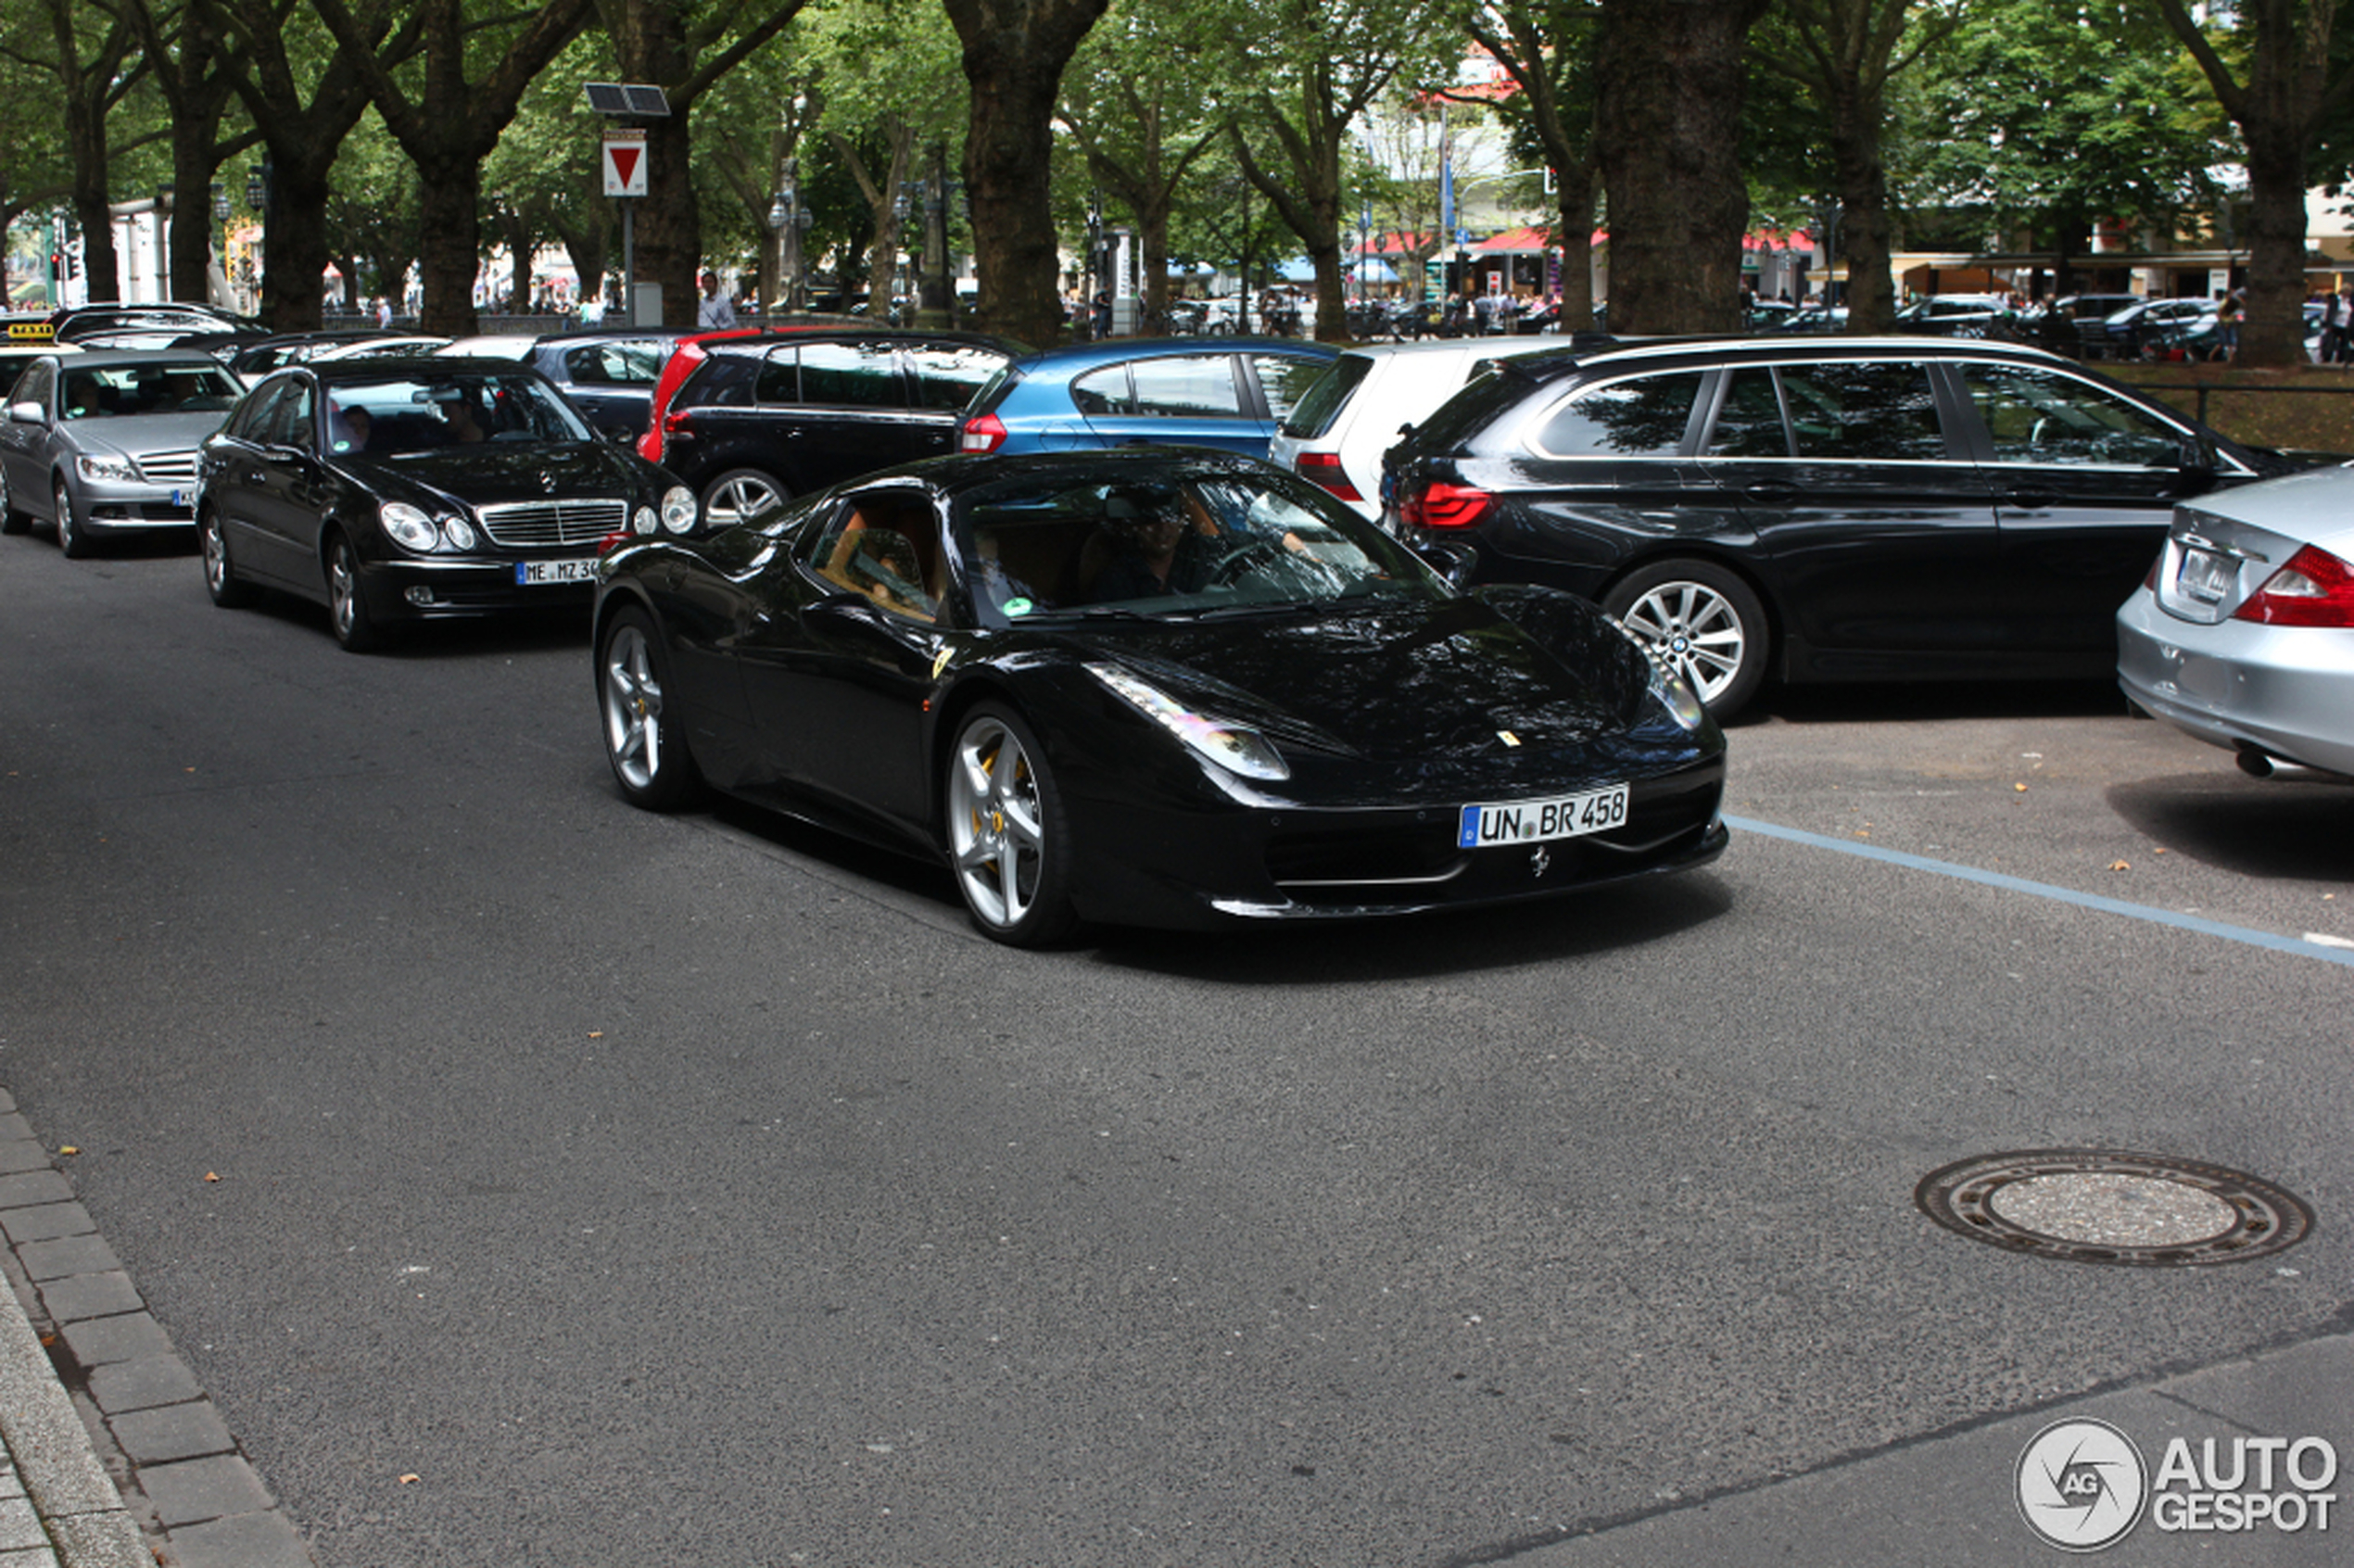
[{"left": 1723, "top": 814, "right": 2354, "bottom": 971}]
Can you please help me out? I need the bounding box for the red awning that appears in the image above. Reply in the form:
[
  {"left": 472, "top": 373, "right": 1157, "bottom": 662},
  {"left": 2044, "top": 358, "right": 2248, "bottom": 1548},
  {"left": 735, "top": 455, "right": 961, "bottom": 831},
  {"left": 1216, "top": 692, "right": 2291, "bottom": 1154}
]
[{"left": 1473, "top": 226, "right": 1553, "bottom": 255}]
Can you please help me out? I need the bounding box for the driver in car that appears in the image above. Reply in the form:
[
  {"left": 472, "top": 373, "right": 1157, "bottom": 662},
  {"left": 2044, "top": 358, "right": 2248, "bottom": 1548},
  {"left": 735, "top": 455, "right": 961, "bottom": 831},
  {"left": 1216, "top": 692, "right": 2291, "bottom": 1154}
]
[{"left": 1090, "top": 489, "right": 1214, "bottom": 601}]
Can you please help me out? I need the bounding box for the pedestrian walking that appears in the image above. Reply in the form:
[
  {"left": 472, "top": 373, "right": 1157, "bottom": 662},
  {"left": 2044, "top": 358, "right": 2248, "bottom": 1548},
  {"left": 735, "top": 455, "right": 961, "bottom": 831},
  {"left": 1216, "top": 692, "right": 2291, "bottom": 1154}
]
[{"left": 698, "top": 270, "right": 737, "bottom": 330}]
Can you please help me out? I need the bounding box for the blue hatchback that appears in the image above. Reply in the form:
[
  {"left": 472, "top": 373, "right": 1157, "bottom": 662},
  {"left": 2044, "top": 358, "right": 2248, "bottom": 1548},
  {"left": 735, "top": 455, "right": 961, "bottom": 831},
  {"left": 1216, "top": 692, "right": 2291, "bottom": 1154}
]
[{"left": 956, "top": 336, "right": 1335, "bottom": 460}]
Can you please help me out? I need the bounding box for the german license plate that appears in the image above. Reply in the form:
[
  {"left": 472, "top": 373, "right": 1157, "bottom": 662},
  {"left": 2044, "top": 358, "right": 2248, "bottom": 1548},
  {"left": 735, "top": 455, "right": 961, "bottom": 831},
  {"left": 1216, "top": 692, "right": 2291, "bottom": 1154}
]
[
  {"left": 2175, "top": 546, "right": 2235, "bottom": 605},
  {"left": 1458, "top": 784, "right": 1629, "bottom": 848},
  {"left": 515, "top": 559, "right": 597, "bottom": 585},
  {"left": 170, "top": 488, "right": 187, "bottom": 507}
]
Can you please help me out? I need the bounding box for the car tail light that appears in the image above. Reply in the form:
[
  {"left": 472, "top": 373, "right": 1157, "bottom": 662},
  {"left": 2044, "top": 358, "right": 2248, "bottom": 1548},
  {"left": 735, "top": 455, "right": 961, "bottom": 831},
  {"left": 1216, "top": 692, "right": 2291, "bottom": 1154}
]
[
  {"left": 1398, "top": 480, "right": 1492, "bottom": 531},
  {"left": 2232, "top": 544, "right": 2354, "bottom": 626},
  {"left": 959, "top": 412, "right": 1006, "bottom": 453},
  {"left": 1293, "top": 450, "right": 1362, "bottom": 502}
]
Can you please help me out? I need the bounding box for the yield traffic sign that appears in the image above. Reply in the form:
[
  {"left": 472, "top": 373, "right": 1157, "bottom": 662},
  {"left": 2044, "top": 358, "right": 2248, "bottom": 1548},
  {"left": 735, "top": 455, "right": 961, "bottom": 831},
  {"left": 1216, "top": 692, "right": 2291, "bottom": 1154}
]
[{"left": 602, "top": 132, "right": 648, "bottom": 198}]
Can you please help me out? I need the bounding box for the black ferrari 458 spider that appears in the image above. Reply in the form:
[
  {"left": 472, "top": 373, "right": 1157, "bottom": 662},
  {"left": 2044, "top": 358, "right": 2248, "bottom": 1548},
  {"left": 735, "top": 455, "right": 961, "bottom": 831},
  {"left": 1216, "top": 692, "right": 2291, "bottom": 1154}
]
[{"left": 592, "top": 449, "right": 1728, "bottom": 944}]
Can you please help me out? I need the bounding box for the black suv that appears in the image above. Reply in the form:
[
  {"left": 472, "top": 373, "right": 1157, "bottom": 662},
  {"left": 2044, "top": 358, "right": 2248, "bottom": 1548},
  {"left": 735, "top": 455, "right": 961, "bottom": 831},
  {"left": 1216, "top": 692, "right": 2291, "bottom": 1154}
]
[
  {"left": 646, "top": 329, "right": 1017, "bottom": 525},
  {"left": 1383, "top": 336, "right": 2292, "bottom": 715}
]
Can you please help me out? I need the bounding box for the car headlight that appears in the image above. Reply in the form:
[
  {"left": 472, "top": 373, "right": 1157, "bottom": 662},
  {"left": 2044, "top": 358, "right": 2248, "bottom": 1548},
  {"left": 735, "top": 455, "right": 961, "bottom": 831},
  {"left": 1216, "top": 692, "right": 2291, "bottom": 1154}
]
[
  {"left": 442, "top": 514, "right": 478, "bottom": 551},
  {"left": 1650, "top": 659, "right": 1709, "bottom": 732},
  {"left": 75, "top": 453, "right": 138, "bottom": 483},
  {"left": 379, "top": 500, "right": 440, "bottom": 553},
  {"left": 661, "top": 485, "right": 697, "bottom": 533},
  {"left": 1088, "top": 664, "right": 1289, "bottom": 781},
  {"left": 632, "top": 505, "right": 657, "bottom": 536},
  {"left": 1620, "top": 626, "right": 1709, "bottom": 733}
]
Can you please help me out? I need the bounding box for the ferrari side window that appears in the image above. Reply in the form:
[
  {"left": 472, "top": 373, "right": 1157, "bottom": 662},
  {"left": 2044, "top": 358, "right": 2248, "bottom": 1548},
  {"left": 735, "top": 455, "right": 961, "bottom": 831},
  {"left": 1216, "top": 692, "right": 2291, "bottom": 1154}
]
[{"left": 808, "top": 500, "right": 942, "bottom": 622}]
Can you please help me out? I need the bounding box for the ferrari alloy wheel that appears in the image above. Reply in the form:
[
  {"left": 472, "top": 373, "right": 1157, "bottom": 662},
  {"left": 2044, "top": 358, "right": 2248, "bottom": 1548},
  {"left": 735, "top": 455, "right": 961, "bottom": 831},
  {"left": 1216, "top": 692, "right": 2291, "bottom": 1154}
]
[
  {"left": 947, "top": 703, "right": 1076, "bottom": 947},
  {"left": 700, "top": 468, "right": 788, "bottom": 529},
  {"left": 0, "top": 464, "right": 26, "bottom": 535},
  {"left": 1604, "top": 559, "right": 1768, "bottom": 719},
  {"left": 598, "top": 608, "right": 701, "bottom": 810},
  {"left": 200, "top": 510, "right": 259, "bottom": 608},
  {"left": 324, "top": 531, "right": 386, "bottom": 651},
  {"left": 54, "top": 478, "right": 91, "bottom": 560}
]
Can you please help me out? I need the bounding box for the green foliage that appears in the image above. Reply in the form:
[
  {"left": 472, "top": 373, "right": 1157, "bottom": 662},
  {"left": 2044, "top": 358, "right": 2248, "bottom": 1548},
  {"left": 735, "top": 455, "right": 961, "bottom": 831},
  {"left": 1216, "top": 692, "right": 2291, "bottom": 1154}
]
[{"left": 1898, "top": 0, "right": 2233, "bottom": 247}]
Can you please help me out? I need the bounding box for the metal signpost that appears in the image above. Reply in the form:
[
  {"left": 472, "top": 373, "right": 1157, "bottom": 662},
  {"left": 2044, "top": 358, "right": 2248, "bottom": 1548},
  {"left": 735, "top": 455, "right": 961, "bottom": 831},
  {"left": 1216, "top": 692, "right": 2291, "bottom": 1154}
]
[{"left": 584, "top": 82, "right": 670, "bottom": 326}]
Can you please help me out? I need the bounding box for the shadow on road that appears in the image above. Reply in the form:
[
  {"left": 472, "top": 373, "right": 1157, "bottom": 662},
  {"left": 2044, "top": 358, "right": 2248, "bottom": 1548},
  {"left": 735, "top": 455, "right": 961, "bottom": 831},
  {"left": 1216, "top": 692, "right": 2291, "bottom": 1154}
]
[
  {"left": 703, "top": 797, "right": 1738, "bottom": 980},
  {"left": 1738, "top": 678, "right": 2130, "bottom": 727},
  {"left": 232, "top": 587, "right": 590, "bottom": 657},
  {"left": 2107, "top": 769, "right": 2354, "bottom": 879},
  {"left": 1085, "top": 871, "right": 1735, "bottom": 983}
]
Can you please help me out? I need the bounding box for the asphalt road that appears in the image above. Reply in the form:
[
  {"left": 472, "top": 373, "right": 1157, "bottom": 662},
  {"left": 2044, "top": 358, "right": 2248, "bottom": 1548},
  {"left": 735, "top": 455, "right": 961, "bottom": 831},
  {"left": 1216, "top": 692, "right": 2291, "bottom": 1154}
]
[{"left": 2, "top": 535, "right": 2348, "bottom": 1567}]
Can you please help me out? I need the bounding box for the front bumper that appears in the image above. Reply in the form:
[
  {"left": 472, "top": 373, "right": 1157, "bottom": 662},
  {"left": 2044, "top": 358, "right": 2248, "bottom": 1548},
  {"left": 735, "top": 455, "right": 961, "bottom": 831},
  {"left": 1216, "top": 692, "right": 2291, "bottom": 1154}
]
[
  {"left": 75, "top": 476, "right": 195, "bottom": 531},
  {"left": 357, "top": 554, "right": 599, "bottom": 622},
  {"left": 1058, "top": 757, "right": 1728, "bottom": 929},
  {"left": 2117, "top": 588, "right": 2354, "bottom": 778}
]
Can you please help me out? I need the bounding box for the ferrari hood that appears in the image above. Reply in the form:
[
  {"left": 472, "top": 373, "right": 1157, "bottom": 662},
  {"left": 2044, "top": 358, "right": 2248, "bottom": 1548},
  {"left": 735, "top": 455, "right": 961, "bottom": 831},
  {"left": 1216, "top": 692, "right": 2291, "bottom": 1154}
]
[{"left": 1059, "top": 596, "right": 1639, "bottom": 762}]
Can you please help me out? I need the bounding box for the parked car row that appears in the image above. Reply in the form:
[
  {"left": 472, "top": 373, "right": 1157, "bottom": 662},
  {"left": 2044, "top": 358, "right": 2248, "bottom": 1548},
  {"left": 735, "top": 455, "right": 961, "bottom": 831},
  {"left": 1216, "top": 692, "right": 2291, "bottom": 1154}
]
[{"left": 13, "top": 310, "right": 2340, "bottom": 945}]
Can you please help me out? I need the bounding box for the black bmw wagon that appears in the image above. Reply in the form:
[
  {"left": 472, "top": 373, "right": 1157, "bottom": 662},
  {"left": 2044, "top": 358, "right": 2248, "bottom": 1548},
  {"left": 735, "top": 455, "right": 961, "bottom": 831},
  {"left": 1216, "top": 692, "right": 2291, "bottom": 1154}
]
[{"left": 1382, "top": 336, "right": 2294, "bottom": 715}]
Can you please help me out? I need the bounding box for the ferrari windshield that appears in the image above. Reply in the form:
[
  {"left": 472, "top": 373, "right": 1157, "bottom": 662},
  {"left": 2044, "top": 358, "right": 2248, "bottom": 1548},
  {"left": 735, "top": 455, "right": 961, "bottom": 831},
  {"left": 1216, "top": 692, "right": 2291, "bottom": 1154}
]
[
  {"left": 959, "top": 466, "right": 1443, "bottom": 626},
  {"left": 321, "top": 373, "right": 590, "bottom": 456}
]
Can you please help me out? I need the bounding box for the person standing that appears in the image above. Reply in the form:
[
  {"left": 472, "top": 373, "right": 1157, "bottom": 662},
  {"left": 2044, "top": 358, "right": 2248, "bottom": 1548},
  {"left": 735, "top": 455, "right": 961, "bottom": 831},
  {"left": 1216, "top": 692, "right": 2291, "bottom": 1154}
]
[{"left": 698, "top": 270, "right": 738, "bottom": 330}]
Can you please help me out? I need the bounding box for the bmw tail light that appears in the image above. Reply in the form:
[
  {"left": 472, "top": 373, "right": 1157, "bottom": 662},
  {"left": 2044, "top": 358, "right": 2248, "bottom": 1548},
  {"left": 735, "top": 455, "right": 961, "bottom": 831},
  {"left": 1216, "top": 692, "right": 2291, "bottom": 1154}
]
[
  {"left": 1293, "top": 450, "right": 1362, "bottom": 502},
  {"left": 1398, "top": 480, "right": 1492, "bottom": 531},
  {"left": 959, "top": 412, "right": 1007, "bottom": 453},
  {"left": 2233, "top": 545, "right": 2354, "bottom": 626}
]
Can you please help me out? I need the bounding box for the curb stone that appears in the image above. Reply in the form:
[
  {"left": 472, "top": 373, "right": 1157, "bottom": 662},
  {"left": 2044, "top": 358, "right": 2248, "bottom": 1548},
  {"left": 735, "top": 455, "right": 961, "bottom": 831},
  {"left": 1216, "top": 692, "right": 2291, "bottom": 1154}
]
[{"left": 0, "top": 1085, "right": 316, "bottom": 1568}]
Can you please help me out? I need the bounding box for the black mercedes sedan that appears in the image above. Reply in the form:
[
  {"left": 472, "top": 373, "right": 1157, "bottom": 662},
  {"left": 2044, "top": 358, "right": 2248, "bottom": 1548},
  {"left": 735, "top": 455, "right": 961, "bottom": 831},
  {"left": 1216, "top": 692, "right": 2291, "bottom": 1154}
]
[
  {"left": 593, "top": 449, "right": 1728, "bottom": 945},
  {"left": 197, "top": 358, "right": 695, "bottom": 650}
]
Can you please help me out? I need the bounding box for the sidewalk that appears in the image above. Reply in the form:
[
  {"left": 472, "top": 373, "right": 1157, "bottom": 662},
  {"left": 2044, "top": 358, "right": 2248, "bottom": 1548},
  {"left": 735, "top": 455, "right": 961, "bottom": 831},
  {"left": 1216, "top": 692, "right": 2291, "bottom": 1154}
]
[{"left": 0, "top": 1087, "right": 312, "bottom": 1568}]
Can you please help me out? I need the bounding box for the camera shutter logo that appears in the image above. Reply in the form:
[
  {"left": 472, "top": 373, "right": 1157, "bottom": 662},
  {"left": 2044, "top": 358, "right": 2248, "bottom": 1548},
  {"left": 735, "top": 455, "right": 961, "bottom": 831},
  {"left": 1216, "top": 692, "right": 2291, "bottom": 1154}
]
[{"left": 2018, "top": 1418, "right": 2147, "bottom": 1552}]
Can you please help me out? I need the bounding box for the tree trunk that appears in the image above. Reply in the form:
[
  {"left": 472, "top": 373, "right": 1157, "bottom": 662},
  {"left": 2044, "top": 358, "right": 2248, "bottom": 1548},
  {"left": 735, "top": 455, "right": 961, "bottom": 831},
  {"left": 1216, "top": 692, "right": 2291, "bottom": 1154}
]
[
  {"left": 1595, "top": 0, "right": 1766, "bottom": 335},
  {"left": 2238, "top": 127, "right": 2310, "bottom": 369},
  {"left": 636, "top": 112, "right": 701, "bottom": 329},
  {"left": 1829, "top": 87, "right": 1894, "bottom": 333},
  {"left": 413, "top": 154, "right": 485, "bottom": 335},
  {"left": 1554, "top": 158, "right": 1598, "bottom": 327},
  {"left": 946, "top": 0, "right": 1110, "bottom": 348},
  {"left": 262, "top": 156, "right": 337, "bottom": 331}
]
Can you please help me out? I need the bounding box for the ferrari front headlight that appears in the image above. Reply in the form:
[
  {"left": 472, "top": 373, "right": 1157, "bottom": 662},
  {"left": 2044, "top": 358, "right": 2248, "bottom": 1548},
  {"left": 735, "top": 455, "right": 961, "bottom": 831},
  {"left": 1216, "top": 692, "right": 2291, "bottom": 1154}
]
[{"left": 1087, "top": 664, "right": 1289, "bottom": 781}]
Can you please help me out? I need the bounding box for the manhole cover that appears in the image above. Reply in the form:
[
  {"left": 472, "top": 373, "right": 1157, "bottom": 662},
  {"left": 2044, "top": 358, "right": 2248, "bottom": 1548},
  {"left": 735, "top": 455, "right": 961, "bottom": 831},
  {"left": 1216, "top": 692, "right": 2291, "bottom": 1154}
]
[{"left": 1916, "top": 1151, "right": 2312, "bottom": 1266}]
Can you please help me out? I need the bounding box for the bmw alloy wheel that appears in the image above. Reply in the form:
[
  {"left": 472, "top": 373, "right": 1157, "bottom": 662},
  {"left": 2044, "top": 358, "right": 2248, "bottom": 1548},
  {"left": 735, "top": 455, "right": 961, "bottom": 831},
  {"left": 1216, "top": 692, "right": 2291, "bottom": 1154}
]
[{"left": 1605, "top": 560, "right": 1767, "bottom": 716}]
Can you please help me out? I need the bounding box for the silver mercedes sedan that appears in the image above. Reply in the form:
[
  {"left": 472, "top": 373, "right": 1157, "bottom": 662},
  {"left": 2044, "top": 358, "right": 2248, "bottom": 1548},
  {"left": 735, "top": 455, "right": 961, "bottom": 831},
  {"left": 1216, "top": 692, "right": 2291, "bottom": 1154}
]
[
  {"left": 0, "top": 349, "right": 245, "bottom": 557},
  {"left": 2118, "top": 462, "right": 2354, "bottom": 778}
]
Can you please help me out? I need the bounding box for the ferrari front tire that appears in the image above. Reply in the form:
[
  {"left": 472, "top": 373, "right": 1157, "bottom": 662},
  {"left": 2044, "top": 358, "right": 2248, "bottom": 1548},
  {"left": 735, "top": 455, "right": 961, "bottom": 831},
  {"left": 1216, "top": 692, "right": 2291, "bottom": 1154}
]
[
  {"left": 946, "top": 702, "right": 1077, "bottom": 947},
  {"left": 598, "top": 607, "right": 702, "bottom": 810}
]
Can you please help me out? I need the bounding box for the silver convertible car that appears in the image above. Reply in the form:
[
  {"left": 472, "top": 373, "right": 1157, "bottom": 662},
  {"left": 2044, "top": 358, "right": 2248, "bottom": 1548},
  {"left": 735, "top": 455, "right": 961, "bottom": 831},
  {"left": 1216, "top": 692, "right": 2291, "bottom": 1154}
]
[
  {"left": 0, "top": 349, "right": 245, "bottom": 556},
  {"left": 2118, "top": 462, "right": 2354, "bottom": 778}
]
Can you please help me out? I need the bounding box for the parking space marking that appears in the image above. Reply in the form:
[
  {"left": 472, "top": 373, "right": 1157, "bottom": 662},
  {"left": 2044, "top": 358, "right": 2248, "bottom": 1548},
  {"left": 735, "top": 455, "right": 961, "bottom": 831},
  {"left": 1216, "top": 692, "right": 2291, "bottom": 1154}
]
[{"left": 1724, "top": 815, "right": 2354, "bottom": 970}]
